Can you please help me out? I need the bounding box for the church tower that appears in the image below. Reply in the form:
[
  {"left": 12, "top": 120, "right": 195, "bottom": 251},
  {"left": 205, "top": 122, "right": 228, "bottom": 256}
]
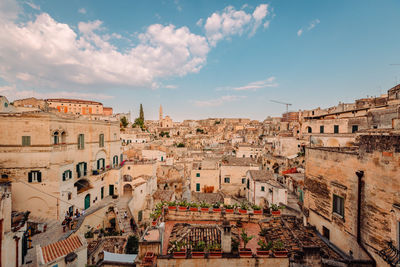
[{"left": 159, "top": 105, "right": 163, "bottom": 121}]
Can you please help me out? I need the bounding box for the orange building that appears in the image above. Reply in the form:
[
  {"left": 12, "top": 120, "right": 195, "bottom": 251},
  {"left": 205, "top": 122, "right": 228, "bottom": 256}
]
[{"left": 45, "top": 98, "right": 104, "bottom": 115}]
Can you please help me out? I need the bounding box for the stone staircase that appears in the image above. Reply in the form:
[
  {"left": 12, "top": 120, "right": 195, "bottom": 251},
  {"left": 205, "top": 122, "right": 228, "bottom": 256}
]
[
  {"left": 23, "top": 216, "right": 62, "bottom": 267},
  {"left": 115, "top": 196, "right": 135, "bottom": 236}
]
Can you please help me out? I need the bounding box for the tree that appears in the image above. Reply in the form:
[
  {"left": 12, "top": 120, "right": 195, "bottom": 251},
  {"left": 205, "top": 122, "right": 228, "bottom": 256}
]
[
  {"left": 139, "top": 104, "right": 144, "bottom": 121},
  {"left": 125, "top": 235, "right": 139, "bottom": 254},
  {"left": 177, "top": 143, "right": 185, "bottom": 147},
  {"left": 240, "top": 229, "right": 254, "bottom": 249},
  {"left": 120, "top": 116, "right": 128, "bottom": 128}
]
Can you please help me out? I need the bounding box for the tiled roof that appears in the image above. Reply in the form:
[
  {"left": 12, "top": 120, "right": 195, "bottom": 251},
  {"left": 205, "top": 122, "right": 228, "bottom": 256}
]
[
  {"left": 41, "top": 235, "right": 83, "bottom": 263},
  {"left": 248, "top": 170, "right": 274, "bottom": 182},
  {"left": 45, "top": 98, "right": 102, "bottom": 105}
]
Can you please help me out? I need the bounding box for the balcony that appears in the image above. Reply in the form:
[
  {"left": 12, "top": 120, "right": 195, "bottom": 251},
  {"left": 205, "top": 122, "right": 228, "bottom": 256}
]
[{"left": 379, "top": 241, "right": 400, "bottom": 266}]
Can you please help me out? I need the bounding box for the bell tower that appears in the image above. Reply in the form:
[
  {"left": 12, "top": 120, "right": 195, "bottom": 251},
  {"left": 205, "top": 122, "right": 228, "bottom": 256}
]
[{"left": 159, "top": 105, "right": 163, "bottom": 121}]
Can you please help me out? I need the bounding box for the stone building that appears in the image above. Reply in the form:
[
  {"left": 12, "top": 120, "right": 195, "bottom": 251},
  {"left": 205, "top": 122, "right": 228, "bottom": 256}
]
[
  {"left": 304, "top": 133, "right": 400, "bottom": 266},
  {"left": 190, "top": 160, "right": 219, "bottom": 193},
  {"left": 45, "top": 98, "right": 105, "bottom": 115},
  {"left": 0, "top": 105, "right": 122, "bottom": 220}
]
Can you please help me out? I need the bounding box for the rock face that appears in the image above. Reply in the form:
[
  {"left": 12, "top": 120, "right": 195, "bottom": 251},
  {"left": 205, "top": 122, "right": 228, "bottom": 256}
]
[{"left": 304, "top": 134, "right": 400, "bottom": 266}]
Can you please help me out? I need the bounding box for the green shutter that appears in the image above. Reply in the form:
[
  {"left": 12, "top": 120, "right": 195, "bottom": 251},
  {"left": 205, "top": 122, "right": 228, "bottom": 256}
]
[
  {"left": 84, "top": 162, "right": 87, "bottom": 176},
  {"left": 37, "top": 172, "right": 42, "bottom": 182},
  {"left": 97, "top": 160, "right": 100, "bottom": 170},
  {"left": 62, "top": 172, "right": 66, "bottom": 181},
  {"left": 196, "top": 183, "right": 200, "bottom": 192},
  {"left": 28, "top": 172, "right": 32, "bottom": 183},
  {"left": 76, "top": 164, "right": 80, "bottom": 178}
]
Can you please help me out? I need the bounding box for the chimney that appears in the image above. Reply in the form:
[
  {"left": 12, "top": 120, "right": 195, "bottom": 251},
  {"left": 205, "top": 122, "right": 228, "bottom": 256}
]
[{"left": 221, "top": 219, "right": 232, "bottom": 253}]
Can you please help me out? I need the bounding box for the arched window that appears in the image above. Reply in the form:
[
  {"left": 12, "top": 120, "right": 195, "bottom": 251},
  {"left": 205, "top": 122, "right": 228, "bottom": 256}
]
[
  {"left": 113, "top": 155, "right": 118, "bottom": 167},
  {"left": 61, "top": 131, "right": 66, "bottom": 144},
  {"left": 307, "top": 126, "right": 312, "bottom": 133},
  {"left": 53, "top": 131, "right": 59, "bottom": 145}
]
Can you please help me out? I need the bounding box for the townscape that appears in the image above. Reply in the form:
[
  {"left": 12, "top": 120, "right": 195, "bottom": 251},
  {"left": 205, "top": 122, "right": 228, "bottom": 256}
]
[{"left": 0, "top": 83, "right": 399, "bottom": 267}]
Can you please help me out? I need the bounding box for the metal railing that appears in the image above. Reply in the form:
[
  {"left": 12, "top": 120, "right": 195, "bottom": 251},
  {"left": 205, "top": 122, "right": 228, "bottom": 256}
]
[{"left": 379, "top": 241, "right": 400, "bottom": 266}]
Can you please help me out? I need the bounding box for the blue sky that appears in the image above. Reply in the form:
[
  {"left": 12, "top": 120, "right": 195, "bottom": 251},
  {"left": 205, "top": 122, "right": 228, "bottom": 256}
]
[{"left": 1, "top": 0, "right": 400, "bottom": 121}]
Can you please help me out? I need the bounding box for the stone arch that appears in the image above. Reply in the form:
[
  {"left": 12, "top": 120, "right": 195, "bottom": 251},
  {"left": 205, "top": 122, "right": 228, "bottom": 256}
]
[{"left": 123, "top": 184, "right": 133, "bottom": 196}]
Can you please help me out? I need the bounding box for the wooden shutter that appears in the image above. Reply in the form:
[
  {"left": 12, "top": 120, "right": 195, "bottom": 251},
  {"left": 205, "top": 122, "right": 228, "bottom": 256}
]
[
  {"left": 84, "top": 162, "right": 87, "bottom": 176},
  {"left": 76, "top": 164, "right": 80, "bottom": 178},
  {"left": 28, "top": 172, "right": 32, "bottom": 183}
]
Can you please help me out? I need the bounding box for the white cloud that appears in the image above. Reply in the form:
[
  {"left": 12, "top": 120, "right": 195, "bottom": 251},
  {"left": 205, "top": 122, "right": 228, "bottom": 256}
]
[
  {"left": 194, "top": 95, "right": 246, "bottom": 107},
  {"left": 0, "top": 10, "right": 209, "bottom": 91},
  {"left": 297, "top": 19, "right": 320, "bottom": 37},
  {"left": 164, "top": 84, "right": 177, "bottom": 89},
  {"left": 204, "top": 4, "right": 270, "bottom": 46},
  {"left": 25, "top": 1, "right": 40, "bottom": 11},
  {"left": 78, "top": 8, "right": 86, "bottom": 14},
  {"left": 297, "top": 29, "right": 303, "bottom": 36},
  {"left": 218, "top": 76, "right": 278, "bottom": 91},
  {"left": 0, "top": 85, "right": 114, "bottom": 101}
]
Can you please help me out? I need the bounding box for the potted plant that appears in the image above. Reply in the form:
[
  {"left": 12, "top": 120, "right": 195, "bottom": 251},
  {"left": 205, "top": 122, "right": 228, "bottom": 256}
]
[
  {"left": 223, "top": 204, "right": 234, "bottom": 213},
  {"left": 208, "top": 242, "right": 222, "bottom": 258},
  {"left": 178, "top": 200, "right": 188, "bottom": 211},
  {"left": 167, "top": 201, "right": 177, "bottom": 211},
  {"left": 238, "top": 202, "right": 249, "bottom": 214},
  {"left": 199, "top": 202, "right": 210, "bottom": 212},
  {"left": 171, "top": 240, "right": 187, "bottom": 258},
  {"left": 189, "top": 202, "right": 199, "bottom": 212},
  {"left": 273, "top": 240, "right": 288, "bottom": 257},
  {"left": 252, "top": 204, "right": 262, "bottom": 215},
  {"left": 150, "top": 209, "right": 161, "bottom": 226},
  {"left": 212, "top": 202, "right": 221, "bottom": 212},
  {"left": 256, "top": 239, "right": 272, "bottom": 257},
  {"left": 259, "top": 228, "right": 268, "bottom": 237},
  {"left": 191, "top": 241, "right": 206, "bottom": 258},
  {"left": 239, "top": 229, "right": 254, "bottom": 257},
  {"left": 271, "top": 204, "right": 284, "bottom": 215}
]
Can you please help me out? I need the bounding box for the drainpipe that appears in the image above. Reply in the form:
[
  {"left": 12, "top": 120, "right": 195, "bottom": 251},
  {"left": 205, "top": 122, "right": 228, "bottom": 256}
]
[{"left": 356, "top": 170, "right": 376, "bottom": 267}]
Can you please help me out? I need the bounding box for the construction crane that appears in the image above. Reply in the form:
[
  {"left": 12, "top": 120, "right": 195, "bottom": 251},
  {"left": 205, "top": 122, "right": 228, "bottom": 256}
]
[{"left": 270, "top": 100, "right": 292, "bottom": 114}]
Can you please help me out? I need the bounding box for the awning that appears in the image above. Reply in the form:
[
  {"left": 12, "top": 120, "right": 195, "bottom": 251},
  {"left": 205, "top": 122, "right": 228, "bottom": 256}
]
[
  {"left": 103, "top": 251, "right": 137, "bottom": 264},
  {"left": 286, "top": 154, "right": 298, "bottom": 159}
]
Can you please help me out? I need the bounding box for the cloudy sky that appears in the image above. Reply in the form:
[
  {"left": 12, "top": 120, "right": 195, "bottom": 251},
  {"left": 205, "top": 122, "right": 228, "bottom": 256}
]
[{"left": 1, "top": 0, "right": 400, "bottom": 121}]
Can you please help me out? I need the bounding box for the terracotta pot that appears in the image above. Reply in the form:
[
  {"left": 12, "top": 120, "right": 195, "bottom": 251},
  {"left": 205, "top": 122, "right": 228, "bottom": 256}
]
[
  {"left": 168, "top": 206, "right": 177, "bottom": 211},
  {"left": 238, "top": 209, "right": 247, "bottom": 214},
  {"left": 254, "top": 210, "right": 262, "bottom": 214},
  {"left": 173, "top": 249, "right": 187, "bottom": 258},
  {"left": 225, "top": 209, "right": 234, "bottom": 213},
  {"left": 271, "top": 210, "right": 281, "bottom": 215},
  {"left": 200, "top": 207, "right": 209, "bottom": 212},
  {"left": 256, "top": 249, "right": 270, "bottom": 257},
  {"left": 151, "top": 221, "right": 157, "bottom": 226},
  {"left": 239, "top": 248, "right": 252, "bottom": 258},
  {"left": 209, "top": 249, "right": 222, "bottom": 258},
  {"left": 178, "top": 206, "right": 187, "bottom": 211},
  {"left": 213, "top": 208, "right": 221, "bottom": 212},
  {"left": 189, "top": 207, "right": 198, "bottom": 212},
  {"left": 191, "top": 251, "right": 205, "bottom": 258},
  {"left": 273, "top": 249, "right": 288, "bottom": 258}
]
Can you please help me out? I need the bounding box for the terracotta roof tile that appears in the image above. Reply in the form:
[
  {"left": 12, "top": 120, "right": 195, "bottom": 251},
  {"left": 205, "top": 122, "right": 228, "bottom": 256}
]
[{"left": 41, "top": 235, "right": 83, "bottom": 263}]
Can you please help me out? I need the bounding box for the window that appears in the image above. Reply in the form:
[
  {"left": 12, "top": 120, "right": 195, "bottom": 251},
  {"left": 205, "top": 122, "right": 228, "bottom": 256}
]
[
  {"left": 332, "top": 125, "right": 339, "bottom": 134},
  {"left": 78, "top": 134, "right": 84, "bottom": 149},
  {"left": 352, "top": 125, "right": 358, "bottom": 133},
  {"left": 97, "top": 158, "right": 105, "bottom": 170},
  {"left": 307, "top": 127, "right": 312, "bottom": 133},
  {"left": 22, "top": 136, "right": 31, "bottom": 146},
  {"left": 333, "top": 195, "right": 344, "bottom": 217},
  {"left": 138, "top": 210, "right": 143, "bottom": 222},
  {"left": 261, "top": 186, "right": 265, "bottom": 192},
  {"left": 241, "top": 178, "right": 246, "bottom": 184},
  {"left": 76, "top": 162, "right": 87, "bottom": 178},
  {"left": 247, "top": 179, "right": 250, "bottom": 189},
  {"left": 196, "top": 173, "right": 200, "bottom": 177},
  {"left": 99, "top": 134, "right": 104, "bottom": 147},
  {"left": 113, "top": 155, "right": 118, "bottom": 167},
  {"left": 322, "top": 226, "right": 330, "bottom": 240},
  {"left": 52, "top": 131, "right": 59, "bottom": 145},
  {"left": 62, "top": 170, "right": 72, "bottom": 181},
  {"left": 67, "top": 192, "right": 72, "bottom": 200},
  {"left": 320, "top": 125, "right": 324, "bottom": 133},
  {"left": 224, "top": 177, "right": 230, "bottom": 183},
  {"left": 196, "top": 183, "right": 200, "bottom": 192},
  {"left": 28, "top": 171, "right": 42, "bottom": 183}
]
